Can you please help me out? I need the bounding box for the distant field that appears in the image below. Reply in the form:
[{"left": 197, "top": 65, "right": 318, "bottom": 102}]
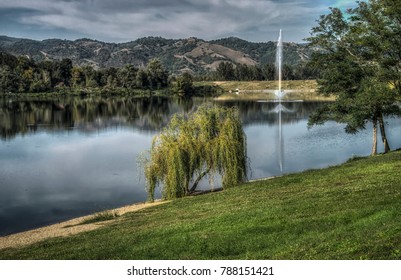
[
  {"left": 195, "top": 80, "right": 334, "bottom": 101},
  {"left": 196, "top": 80, "right": 317, "bottom": 91}
]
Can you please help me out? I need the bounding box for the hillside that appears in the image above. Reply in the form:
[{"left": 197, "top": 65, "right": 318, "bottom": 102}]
[
  {"left": 1, "top": 150, "right": 400, "bottom": 259},
  {"left": 0, "top": 35, "right": 312, "bottom": 74}
]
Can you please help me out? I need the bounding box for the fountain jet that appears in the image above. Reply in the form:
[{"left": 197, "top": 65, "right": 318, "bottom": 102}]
[{"left": 275, "top": 29, "right": 284, "bottom": 100}]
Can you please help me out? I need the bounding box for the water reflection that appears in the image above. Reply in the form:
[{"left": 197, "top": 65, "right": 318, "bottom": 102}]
[
  {"left": 0, "top": 96, "right": 196, "bottom": 140},
  {"left": 1, "top": 96, "right": 400, "bottom": 236},
  {"left": 1, "top": 96, "right": 324, "bottom": 139}
]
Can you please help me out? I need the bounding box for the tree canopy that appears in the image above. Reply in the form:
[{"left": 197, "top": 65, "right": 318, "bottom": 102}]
[
  {"left": 307, "top": 0, "right": 401, "bottom": 155},
  {"left": 0, "top": 53, "right": 170, "bottom": 94},
  {"left": 142, "top": 103, "right": 248, "bottom": 201}
]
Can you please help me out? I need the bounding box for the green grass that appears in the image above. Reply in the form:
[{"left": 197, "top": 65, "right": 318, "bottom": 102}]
[
  {"left": 78, "top": 210, "right": 119, "bottom": 225},
  {"left": 1, "top": 151, "right": 401, "bottom": 259},
  {"left": 195, "top": 80, "right": 334, "bottom": 101}
]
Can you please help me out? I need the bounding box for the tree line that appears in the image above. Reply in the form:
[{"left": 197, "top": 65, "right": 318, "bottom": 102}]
[
  {"left": 1, "top": 50, "right": 319, "bottom": 96},
  {"left": 0, "top": 52, "right": 171, "bottom": 94},
  {"left": 211, "top": 61, "right": 319, "bottom": 81}
]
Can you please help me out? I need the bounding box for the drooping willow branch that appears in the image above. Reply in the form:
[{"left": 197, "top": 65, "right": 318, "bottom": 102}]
[{"left": 141, "top": 103, "right": 248, "bottom": 201}]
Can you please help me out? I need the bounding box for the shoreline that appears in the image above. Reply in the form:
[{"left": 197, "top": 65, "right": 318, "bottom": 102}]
[
  {"left": 0, "top": 187, "right": 229, "bottom": 250},
  {"left": 0, "top": 200, "right": 168, "bottom": 250}
]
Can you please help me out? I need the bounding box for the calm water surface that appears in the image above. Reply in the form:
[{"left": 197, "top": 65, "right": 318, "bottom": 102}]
[{"left": 1, "top": 96, "right": 400, "bottom": 236}]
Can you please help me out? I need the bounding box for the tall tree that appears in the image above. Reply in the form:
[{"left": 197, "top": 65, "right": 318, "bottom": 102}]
[
  {"left": 146, "top": 59, "right": 168, "bottom": 90},
  {"left": 216, "top": 61, "right": 235, "bottom": 80},
  {"left": 307, "top": 3, "right": 400, "bottom": 155}
]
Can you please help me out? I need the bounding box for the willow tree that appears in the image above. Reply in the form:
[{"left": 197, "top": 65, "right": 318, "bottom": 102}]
[{"left": 142, "top": 103, "right": 247, "bottom": 201}]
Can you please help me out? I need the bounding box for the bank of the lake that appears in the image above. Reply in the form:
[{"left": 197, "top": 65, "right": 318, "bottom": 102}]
[
  {"left": 1, "top": 150, "right": 401, "bottom": 260},
  {"left": 194, "top": 80, "right": 334, "bottom": 101},
  {"left": 197, "top": 80, "right": 318, "bottom": 91},
  {"left": 1, "top": 80, "right": 330, "bottom": 101}
]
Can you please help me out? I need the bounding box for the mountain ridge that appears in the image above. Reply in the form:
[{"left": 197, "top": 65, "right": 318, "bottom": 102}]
[{"left": 0, "top": 35, "right": 312, "bottom": 74}]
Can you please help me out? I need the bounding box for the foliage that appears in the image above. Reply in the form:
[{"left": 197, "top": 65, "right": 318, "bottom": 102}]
[
  {"left": 307, "top": 1, "right": 401, "bottom": 155},
  {"left": 214, "top": 61, "right": 317, "bottom": 81},
  {"left": 2, "top": 150, "right": 401, "bottom": 260},
  {"left": 143, "top": 103, "right": 247, "bottom": 201},
  {"left": 0, "top": 52, "right": 170, "bottom": 94},
  {"left": 172, "top": 72, "right": 194, "bottom": 97},
  {"left": 146, "top": 59, "right": 169, "bottom": 90},
  {"left": 216, "top": 61, "right": 236, "bottom": 80},
  {"left": 0, "top": 65, "right": 18, "bottom": 93}
]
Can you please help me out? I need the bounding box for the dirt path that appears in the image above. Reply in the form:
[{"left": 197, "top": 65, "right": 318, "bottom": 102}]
[{"left": 0, "top": 201, "right": 168, "bottom": 250}]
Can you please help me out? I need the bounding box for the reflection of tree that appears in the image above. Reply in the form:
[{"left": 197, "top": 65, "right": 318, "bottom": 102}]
[
  {"left": 0, "top": 96, "right": 196, "bottom": 140},
  {"left": 0, "top": 97, "right": 327, "bottom": 140}
]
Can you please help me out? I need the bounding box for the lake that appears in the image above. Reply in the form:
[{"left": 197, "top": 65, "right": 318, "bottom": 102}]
[{"left": 1, "top": 95, "right": 400, "bottom": 236}]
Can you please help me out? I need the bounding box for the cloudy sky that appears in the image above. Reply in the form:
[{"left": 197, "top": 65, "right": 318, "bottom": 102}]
[{"left": 0, "top": 0, "right": 357, "bottom": 43}]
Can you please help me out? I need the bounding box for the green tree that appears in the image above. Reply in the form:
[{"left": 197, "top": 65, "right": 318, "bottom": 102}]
[
  {"left": 117, "top": 64, "right": 138, "bottom": 89},
  {"left": 142, "top": 104, "right": 248, "bottom": 201},
  {"left": 216, "top": 61, "right": 235, "bottom": 80},
  {"left": 100, "top": 67, "right": 118, "bottom": 89},
  {"left": 53, "top": 58, "right": 73, "bottom": 87},
  {"left": 282, "top": 64, "right": 295, "bottom": 80},
  {"left": 355, "top": 0, "right": 401, "bottom": 96},
  {"left": 146, "top": 59, "right": 168, "bottom": 90},
  {"left": 135, "top": 69, "right": 149, "bottom": 89},
  {"left": 307, "top": 3, "right": 400, "bottom": 155},
  {"left": 0, "top": 65, "right": 18, "bottom": 93},
  {"left": 261, "top": 63, "right": 275, "bottom": 81},
  {"left": 71, "top": 67, "right": 85, "bottom": 88},
  {"left": 15, "top": 56, "right": 36, "bottom": 92},
  {"left": 37, "top": 61, "right": 54, "bottom": 88},
  {"left": 293, "top": 63, "right": 320, "bottom": 80},
  {"left": 82, "top": 66, "right": 99, "bottom": 88},
  {"left": 29, "top": 68, "right": 51, "bottom": 92},
  {"left": 173, "top": 72, "right": 194, "bottom": 97}
]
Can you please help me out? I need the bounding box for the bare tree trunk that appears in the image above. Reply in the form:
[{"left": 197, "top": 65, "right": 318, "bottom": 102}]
[
  {"left": 379, "top": 113, "right": 390, "bottom": 153},
  {"left": 372, "top": 117, "right": 378, "bottom": 156},
  {"left": 184, "top": 178, "right": 190, "bottom": 195},
  {"left": 190, "top": 168, "right": 211, "bottom": 193}
]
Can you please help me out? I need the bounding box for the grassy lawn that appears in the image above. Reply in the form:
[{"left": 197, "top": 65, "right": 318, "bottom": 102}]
[{"left": 1, "top": 151, "right": 401, "bottom": 259}]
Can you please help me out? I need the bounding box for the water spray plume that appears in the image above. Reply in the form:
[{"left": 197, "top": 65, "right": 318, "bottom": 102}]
[{"left": 275, "top": 29, "right": 283, "bottom": 100}]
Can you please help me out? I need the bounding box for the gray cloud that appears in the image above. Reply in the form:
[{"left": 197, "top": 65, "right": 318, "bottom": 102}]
[{"left": 0, "top": 0, "right": 358, "bottom": 42}]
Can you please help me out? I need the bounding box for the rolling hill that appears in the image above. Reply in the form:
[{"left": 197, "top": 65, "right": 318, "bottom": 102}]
[{"left": 0, "top": 35, "right": 312, "bottom": 74}]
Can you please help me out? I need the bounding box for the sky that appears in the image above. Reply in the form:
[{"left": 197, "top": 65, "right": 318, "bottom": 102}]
[{"left": 0, "top": 0, "right": 358, "bottom": 43}]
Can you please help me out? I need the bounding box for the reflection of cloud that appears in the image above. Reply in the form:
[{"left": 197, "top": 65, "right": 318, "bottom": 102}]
[
  {"left": 0, "top": 129, "right": 156, "bottom": 235},
  {"left": 1, "top": 0, "right": 338, "bottom": 42},
  {"left": 0, "top": 130, "right": 153, "bottom": 222}
]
